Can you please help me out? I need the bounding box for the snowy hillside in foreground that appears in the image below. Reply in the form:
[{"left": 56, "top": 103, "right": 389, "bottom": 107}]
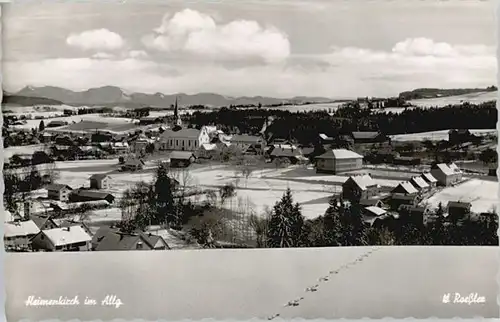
[{"left": 6, "top": 246, "right": 497, "bottom": 320}]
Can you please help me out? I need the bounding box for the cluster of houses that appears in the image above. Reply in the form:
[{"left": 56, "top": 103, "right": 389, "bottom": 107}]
[
  {"left": 4, "top": 215, "right": 173, "bottom": 252},
  {"left": 339, "top": 162, "right": 466, "bottom": 228}
]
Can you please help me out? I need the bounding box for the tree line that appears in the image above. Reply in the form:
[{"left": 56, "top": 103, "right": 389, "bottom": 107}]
[{"left": 186, "top": 101, "right": 496, "bottom": 145}]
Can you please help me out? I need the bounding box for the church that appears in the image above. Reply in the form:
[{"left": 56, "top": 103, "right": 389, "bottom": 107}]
[{"left": 157, "top": 98, "right": 211, "bottom": 152}]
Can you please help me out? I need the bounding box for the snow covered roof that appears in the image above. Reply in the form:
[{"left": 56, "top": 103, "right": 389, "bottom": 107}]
[
  {"left": 434, "top": 163, "right": 454, "bottom": 176},
  {"left": 5, "top": 220, "right": 40, "bottom": 238},
  {"left": 201, "top": 143, "right": 218, "bottom": 151},
  {"left": 169, "top": 151, "right": 196, "bottom": 160},
  {"left": 43, "top": 226, "right": 92, "bottom": 246},
  {"left": 421, "top": 172, "right": 437, "bottom": 183},
  {"left": 229, "top": 134, "right": 262, "bottom": 143},
  {"left": 448, "top": 162, "right": 463, "bottom": 173},
  {"left": 364, "top": 206, "right": 387, "bottom": 216},
  {"left": 348, "top": 174, "right": 377, "bottom": 190},
  {"left": 316, "top": 149, "right": 363, "bottom": 160},
  {"left": 395, "top": 181, "right": 419, "bottom": 194},
  {"left": 410, "top": 176, "right": 429, "bottom": 189}
]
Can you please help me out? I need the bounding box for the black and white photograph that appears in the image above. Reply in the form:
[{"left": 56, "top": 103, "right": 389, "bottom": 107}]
[{"left": 2, "top": 0, "right": 499, "bottom": 320}]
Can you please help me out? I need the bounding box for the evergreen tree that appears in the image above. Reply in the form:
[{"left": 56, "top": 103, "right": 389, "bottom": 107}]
[
  {"left": 153, "top": 164, "right": 175, "bottom": 225},
  {"left": 39, "top": 120, "right": 45, "bottom": 132},
  {"left": 322, "top": 198, "right": 366, "bottom": 246},
  {"left": 267, "top": 188, "right": 305, "bottom": 248}
]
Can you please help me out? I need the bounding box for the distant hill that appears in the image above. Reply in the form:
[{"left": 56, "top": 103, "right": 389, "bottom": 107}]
[
  {"left": 2, "top": 94, "right": 64, "bottom": 106},
  {"left": 8, "top": 86, "right": 334, "bottom": 108},
  {"left": 399, "top": 86, "right": 497, "bottom": 101}
]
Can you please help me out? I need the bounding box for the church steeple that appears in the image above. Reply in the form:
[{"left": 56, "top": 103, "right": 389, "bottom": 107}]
[{"left": 174, "top": 96, "right": 182, "bottom": 127}]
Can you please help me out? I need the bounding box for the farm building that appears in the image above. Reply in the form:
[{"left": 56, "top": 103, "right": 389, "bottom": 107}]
[
  {"left": 351, "top": 131, "right": 389, "bottom": 144},
  {"left": 69, "top": 189, "right": 115, "bottom": 203},
  {"left": 30, "top": 214, "right": 58, "bottom": 230},
  {"left": 421, "top": 172, "right": 438, "bottom": 188},
  {"left": 89, "top": 174, "right": 110, "bottom": 190},
  {"left": 362, "top": 206, "right": 387, "bottom": 218},
  {"left": 315, "top": 149, "right": 363, "bottom": 174},
  {"left": 229, "top": 134, "right": 265, "bottom": 155},
  {"left": 447, "top": 201, "right": 472, "bottom": 223},
  {"left": 409, "top": 176, "right": 430, "bottom": 192},
  {"left": 31, "top": 226, "right": 92, "bottom": 252},
  {"left": 430, "top": 163, "right": 461, "bottom": 186},
  {"left": 169, "top": 151, "right": 197, "bottom": 168},
  {"left": 4, "top": 220, "right": 40, "bottom": 250},
  {"left": 46, "top": 184, "right": 73, "bottom": 202},
  {"left": 388, "top": 193, "right": 418, "bottom": 210},
  {"left": 392, "top": 181, "right": 418, "bottom": 195},
  {"left": 342, "top": 174, "right": 379, "bottom": 202},
  {"left": 122, "top": 158, "right": 145, "bottom": 171},
  {"left": 158, "top": 127, "right": 211, "bottom": 152}
]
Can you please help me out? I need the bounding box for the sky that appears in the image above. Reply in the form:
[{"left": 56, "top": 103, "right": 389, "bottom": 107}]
[{"left": 2, "top": 0, "right": 498, "bottom": 98}]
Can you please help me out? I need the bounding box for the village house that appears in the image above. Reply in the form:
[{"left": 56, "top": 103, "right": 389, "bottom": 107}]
[
  {"left": 342, "top": 174, "right": 379, "bottom": 202},
  {"left": 351, "top": 131, "right": 389, "bottom": 144},
  {"left": 421, "top": 172, "right": 438, "bottom": 188},
  {"left": 158, "top": 127, "right": 211, "bottom": 152},
  {"left": 409, "top": 176, "right": 430, "bottom": 193},
  {"left": 31, "top": 226, "right": 92, "bottom": 252},
  {"left": 46, "top": 184, "right": 73, "bottom": 202},
  {"left": 30, "top": 214, "right": 58, "bottom": 230},
  {"left": 269, "top": 145, "right": 308, "bottom": 165},
  {"left": 4, "top": 220, "right": 40, "bottom": 251},
  {"left": 388, "top": 193, "right": 418, "bottom": 210},
  {"left": 315, "top": 149, "right": 363, "bottom": 174},
  {"left": 93, "top": 229, "right": 155, "bottom": 251},
  {"left": 361, "top": 206, "right": 393, "bottom": 228},
  {"left": 89, "top": 174, "right": 110, "bottom": 190},
  {"left": 121, "top": 158, "right": 145, "bottom": 172},
  {"left": 69, "top": 189, "right": 115, "bottom": 204},
  {"left": 430, "top": 163, "right": 461, "bottom": 186},
  {"left": 142, "top": 233, "right": 171, "bottom": 250},
  {"left": 229, "top": 134, "right": 265, "bottom": 155},
  {"left": 169, "top": 151, "right": 197, "bottom": 168},
  {"left": 197, "top": 143, "right": 223, "bottom": 159},
  {"left": 447, "top": 201, "right": 472, "bottom": 223},
  {"left": 57, "top": 219, "right": 93, "bottom": 236},
  {"left": 392, "top": 181, "right": 419, "bottom": 195}
]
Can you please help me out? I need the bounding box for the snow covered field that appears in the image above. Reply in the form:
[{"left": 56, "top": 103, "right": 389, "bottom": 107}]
[
  {"left": 4, "top": 144, "right": 46, "bottom": 159},
  {"left": 425, "top": 179, "right": 498, "bottom": 214},
  {"left": 409, "top": 91, "right": 497, "bottom": 108},
  {"left": 11, "top": 113, "right": 136, "bottom": 130},
  {"left": 6, "top": 247, "right": 497, "bottom": 320},
  {"left": 390, "top": 129, "right": 497, "bottom": 142}
]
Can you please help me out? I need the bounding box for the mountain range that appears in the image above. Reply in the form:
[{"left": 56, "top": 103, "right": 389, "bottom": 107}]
[{"left": 3, "top": 86, "right": 335, "bottom": 108}]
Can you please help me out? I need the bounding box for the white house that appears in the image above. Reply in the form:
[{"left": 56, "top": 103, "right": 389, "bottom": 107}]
[
  {"left": 158, "top": 127, "right": 211, "bottom": 152},
  {"left": 4, "top": 220, "right": 40, "bottom": 250},
  {"left": 46, "top": 184, "right": 73, "bottom": 202},
  {"left": 31, "top": 226, "right": 92, "bottom": 252},
  {"left": 431, "top": 163, "right": 461, "bottom": 186},
  {"left": 89, "top": 174, "right": 110, "bottom": 190},
  {"left": 316, "top": 149, "right": 363, "bottom": 174}
]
